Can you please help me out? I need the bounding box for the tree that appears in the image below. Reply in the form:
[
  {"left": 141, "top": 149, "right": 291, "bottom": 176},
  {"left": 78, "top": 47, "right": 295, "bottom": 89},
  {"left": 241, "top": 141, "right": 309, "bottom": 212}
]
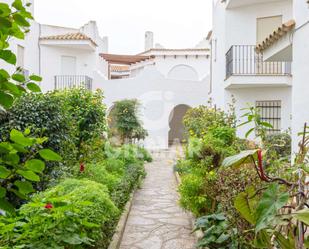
[{"left": 109, "top": 99, "right": 148, "bottom": 144}]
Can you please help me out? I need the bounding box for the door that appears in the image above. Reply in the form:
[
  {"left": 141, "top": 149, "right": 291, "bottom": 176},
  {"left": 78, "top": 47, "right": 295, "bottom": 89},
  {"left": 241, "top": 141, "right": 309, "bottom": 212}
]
[{"left": 61, "top": 56, "right": 76, "bottom": 75}]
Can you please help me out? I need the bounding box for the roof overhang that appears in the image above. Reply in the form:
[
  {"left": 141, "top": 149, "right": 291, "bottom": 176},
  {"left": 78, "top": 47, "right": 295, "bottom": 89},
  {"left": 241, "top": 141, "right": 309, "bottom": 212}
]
[
  {"left": 40, "top": 39, "right": 97, "bottom": 51},
  {"left": 256, "top": 20, "right": 295, "bottom": 61},
  {"left": 100, "top": 53, "right": 154, "bottom": 65},
  {"left": 263, "top": 36, "right": 292, "bottom": 62},
  {"left": 139, "top": 48, "right": 210, "bottom": 57}
]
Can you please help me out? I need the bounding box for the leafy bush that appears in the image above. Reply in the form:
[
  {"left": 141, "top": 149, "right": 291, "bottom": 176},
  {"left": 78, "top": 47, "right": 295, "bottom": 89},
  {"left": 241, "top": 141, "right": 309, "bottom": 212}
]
[
  {"left": 109, "top": 99, "right": 148, "bottom": 143},
  {"left": 0, "top": 179, "right": 119, "bottom": 249},
  {"left": 103, "top": 144, "right": 148, "bottom": 209},
  {"left": 194, "top": 213, "right": 239, "bottom": 248},
  {"left": 214, "top": 165, "right": 262, "bottom": 243},
  {"left": 0, "top": 129, "right": 62, "bottom": 213},
  {"left": 0, "top": 93, "right": 77, "bottom": 186},
  {"left": 77, "top": 160, "right": 122, "bottom": 193},
  {"left": 264, "top": 132, "right": 291, "bottom": 161},
  {"left": 55, "top": 88, "right": 107, "bottom": 161},
  {"left": 183, "top": 105, "right": 235, "bottom": 138},
  {"left": 179, "top": 173, "right": 214, "bottom": 216},
  {"left": 178, "top": 124, "right": 239, "bottom": 217},
  {"left": 79, "top": 144, "right": 147, "bottom": 210}
]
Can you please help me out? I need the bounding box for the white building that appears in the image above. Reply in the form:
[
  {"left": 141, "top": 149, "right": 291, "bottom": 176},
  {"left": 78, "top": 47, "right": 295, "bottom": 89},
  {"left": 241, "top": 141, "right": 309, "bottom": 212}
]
[
  {"left": 99, "top": 33, "right": 211, "bottom": 149},
  {"left": 0, "top": 0, "right": 108, "bottom": 93},
  {"left": 209, "top": 0, "right": 293, "bottom": 139},
  {"left": 1, "top": 0, "right": 211, "bottom": 150},
  {"left": 256, "top": 0, "right": 309, "bottom": 152}
]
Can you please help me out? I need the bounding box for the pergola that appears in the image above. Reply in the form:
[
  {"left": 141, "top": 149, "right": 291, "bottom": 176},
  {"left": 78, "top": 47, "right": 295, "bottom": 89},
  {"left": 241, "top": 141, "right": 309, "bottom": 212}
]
[{"left": 100, "top": 53, "right": 154, "bottom": 79}]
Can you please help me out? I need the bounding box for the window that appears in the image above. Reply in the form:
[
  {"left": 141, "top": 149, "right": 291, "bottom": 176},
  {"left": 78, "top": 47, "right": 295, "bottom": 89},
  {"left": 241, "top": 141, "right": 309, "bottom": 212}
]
[
  {"left": 17, "top": 45, "right": 25, "bottom": 68},
  {"left": 256, "top": 16, "right": 282, "bottom": 44},
  {"left": 256, "top": 100, "right": 281, "bottom": 134}
]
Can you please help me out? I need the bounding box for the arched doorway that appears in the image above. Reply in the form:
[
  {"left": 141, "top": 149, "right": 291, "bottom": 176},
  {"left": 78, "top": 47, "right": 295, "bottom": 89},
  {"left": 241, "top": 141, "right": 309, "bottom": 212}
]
[{"left": 168, "top": 104, "right": 191, "bottom": 146}]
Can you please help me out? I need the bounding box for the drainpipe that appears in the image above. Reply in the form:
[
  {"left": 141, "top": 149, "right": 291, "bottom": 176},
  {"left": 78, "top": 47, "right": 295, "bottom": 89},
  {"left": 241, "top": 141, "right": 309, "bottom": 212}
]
[{"left": 38, "top": 23, "right": 42, "bottom": 76}]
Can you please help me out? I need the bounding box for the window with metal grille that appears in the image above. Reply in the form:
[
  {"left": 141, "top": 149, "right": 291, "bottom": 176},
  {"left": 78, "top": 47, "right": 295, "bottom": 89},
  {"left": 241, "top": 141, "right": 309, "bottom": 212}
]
[{"left": 256, "top": 100, "right": 281, "bottom": 134}]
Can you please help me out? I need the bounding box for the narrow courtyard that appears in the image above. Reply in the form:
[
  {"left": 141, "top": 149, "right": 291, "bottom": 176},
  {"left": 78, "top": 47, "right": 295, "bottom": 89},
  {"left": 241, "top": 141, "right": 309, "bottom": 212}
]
[{"left": 119, "top": 150, "right": 196, "bottom": 249}]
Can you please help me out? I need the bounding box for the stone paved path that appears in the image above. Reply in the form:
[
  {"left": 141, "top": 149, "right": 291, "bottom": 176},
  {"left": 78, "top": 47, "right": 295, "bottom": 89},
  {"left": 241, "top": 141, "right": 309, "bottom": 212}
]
[{"left": 119, "top": 149, "right": 196, "bottom": 249}]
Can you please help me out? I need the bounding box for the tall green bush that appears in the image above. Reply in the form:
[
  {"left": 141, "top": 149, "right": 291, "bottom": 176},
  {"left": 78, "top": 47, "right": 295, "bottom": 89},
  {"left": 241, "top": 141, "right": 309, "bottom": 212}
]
[
  {"left": 183, "top": 105, "right": 235, "bottom": 138},
  {"left": 109, "top": 99, "right": 147, "bottom": 143},
  {"left": 55, "top": 88, "right": 107, "bottom": 161}
]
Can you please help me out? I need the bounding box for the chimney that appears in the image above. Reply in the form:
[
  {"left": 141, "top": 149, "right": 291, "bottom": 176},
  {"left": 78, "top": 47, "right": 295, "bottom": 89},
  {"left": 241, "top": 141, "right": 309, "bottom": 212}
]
[
  {"left": 102, "top": 36, "right": 108, "bottom": 53},
  {"left": 145, "top": 31, "right": 154, "bottom": 51}
]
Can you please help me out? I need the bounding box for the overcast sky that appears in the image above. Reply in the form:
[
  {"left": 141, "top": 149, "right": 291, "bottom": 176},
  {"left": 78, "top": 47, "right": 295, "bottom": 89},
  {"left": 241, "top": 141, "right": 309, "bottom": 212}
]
[{"left": 34, "top": 0, "right": 212, "bottom": 54}]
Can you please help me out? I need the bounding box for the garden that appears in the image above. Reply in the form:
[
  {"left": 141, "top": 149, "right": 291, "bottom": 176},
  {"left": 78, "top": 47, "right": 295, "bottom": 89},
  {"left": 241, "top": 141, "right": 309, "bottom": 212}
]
[
  {"left": 0, "top": 1, "right": 151, "bottom": 248},
  {"left": 176, "top": 103, "right": 309, "bottom": 248}
]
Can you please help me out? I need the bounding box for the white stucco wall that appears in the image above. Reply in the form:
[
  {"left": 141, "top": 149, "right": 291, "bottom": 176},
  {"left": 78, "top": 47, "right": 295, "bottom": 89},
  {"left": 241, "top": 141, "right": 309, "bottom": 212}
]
[
  {"left": 225, "top": 87, "right": 292, "bottom": 139},
  {"left": 154, "top": 56, "right": 209, "bottom": 81},
  {"left": 40, "top": 45, "right": 99, "bottom": 91},
  {"left": 0, "top": 20, "right": 40, "bottom": 77},
  {"left": 291, "top": 0, "right": 309, "bottom": 153},
  {"left": 210, "top": 0, "right": 293, "bottom": 141},
  {"left": 94, "top": 66, "right": 209, "bottom": 149}
]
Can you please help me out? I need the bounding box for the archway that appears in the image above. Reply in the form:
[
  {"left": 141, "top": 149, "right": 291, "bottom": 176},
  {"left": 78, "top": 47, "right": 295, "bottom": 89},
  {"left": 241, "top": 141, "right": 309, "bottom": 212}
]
[
  {"left": 168, "top": 104, "right": 191, "bottom": 146},
  {"left": 167, "top": 64, "right": 199, "bottom": 81}
]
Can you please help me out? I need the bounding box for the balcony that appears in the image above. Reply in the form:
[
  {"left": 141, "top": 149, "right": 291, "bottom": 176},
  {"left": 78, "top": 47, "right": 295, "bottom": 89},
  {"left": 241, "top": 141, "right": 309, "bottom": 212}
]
[
  {"left": 225, "top": 45, "right": 292, "bottom": 89},
  {"left": 54, "top": 75, "right": 92, "bottom": 90}
]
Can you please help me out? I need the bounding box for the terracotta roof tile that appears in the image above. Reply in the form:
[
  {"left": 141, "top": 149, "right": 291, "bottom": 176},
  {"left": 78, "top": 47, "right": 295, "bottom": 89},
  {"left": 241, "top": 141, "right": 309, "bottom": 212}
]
[
  {"left": 256, "top": 19, "right": 295, "bottom": 53},
  {"left": 40, "top": 32, "right": 97, "bottom": 46}
]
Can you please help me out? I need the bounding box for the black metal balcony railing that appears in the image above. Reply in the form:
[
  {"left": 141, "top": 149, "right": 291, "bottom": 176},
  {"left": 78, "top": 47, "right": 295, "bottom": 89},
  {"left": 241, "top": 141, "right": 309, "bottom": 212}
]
[
  {"left": 54, "top": 75, "right": 92, "bottom": 90},
  {"left": 226, "top": 45, "right": 292, "bottom": 79}
]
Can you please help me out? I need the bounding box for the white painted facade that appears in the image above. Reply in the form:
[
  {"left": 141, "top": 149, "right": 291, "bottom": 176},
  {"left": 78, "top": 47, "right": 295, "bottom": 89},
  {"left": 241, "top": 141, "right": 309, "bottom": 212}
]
[
  {"left": 261, "top": 0, "right": 309, "bottom": 152},
  {"left": 99, "top": 34, "right": 210, "bottom": 149},
  {"left": 210, "top": 0, "right": 293, "bottom": 139},
  {"left": 95, "top": 66, "right": 209, "bottom": 149},
  {"left": 0, "top": 0, "right": 108, "bottom": 92},
  {"left": 1, "top": 0, "right": 211, "bottom": 150},
  {"left": 139, "top": 49, "right": 210, "bottom": 81}
]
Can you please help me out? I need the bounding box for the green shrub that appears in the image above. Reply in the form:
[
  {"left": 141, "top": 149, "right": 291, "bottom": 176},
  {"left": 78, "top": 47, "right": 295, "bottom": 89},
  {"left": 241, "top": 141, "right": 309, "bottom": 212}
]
[
  {"left": 264, "top": 132, "right": 291, "bottom": 161},
  {"left": 179, "top": 173, "right": 214, "bottom": 216},
  {"left": 106, "top": 143, "right": 152, "bottom": 165},
  {"left": 55, "top": 88, "right": 107, "bottom": 161},
  {"left": 183, "top": 105, "right": 235, "bottom": 138},
  {"left": 0, "top": 93, "right": 77, "bottom": 188},
  {"left": 137, "top": 147, "right": 153, "bottom": 162},
  {"left": 194, "top": 213, "right": 239, "bottom": 248},
  {"left": 109, "top": 99, "right": 147, "bottom": 143},
  {"left": 103, "top": 144, "right": 147, "bottom": 208},
  {"left": 0, "top": 129, "right": 62, "bottom": 213},
  {"left": 214, "top": 165, "right": 262, "bottom": 244},
  {"left": 79, "top": 144, "right": 147, "bottom": 210},
  {"left": 3, "top": 179, "right": 119, "bottom": 249},
  {"left": 77, "top": 161, "right": 122, "bottom": 193}
]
